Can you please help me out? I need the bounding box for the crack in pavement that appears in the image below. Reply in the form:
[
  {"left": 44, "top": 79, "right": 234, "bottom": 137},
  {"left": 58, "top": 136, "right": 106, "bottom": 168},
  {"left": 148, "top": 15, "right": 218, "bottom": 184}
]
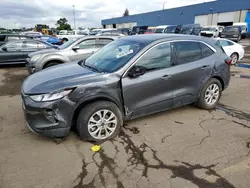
[
  {"left": 123, "top": 124, "right": 140, "bottom": 134},
  {"left": 217, "top": 104, "right": 250, "bottom": 125},
  {"left": 161, "top": 134, "right": 172, "bottom": 143},
  {"left": 118, "top": 130, "right": 236, "bottom": 188},
  {"left": 0, "top": 116, "right": 3, "bottom": 133}
]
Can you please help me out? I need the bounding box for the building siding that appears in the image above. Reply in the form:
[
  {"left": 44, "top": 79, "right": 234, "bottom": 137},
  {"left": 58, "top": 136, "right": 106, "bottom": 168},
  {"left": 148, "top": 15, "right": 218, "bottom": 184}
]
[{"left": 101, "top": 0, "right": 250, "bottom": 27}]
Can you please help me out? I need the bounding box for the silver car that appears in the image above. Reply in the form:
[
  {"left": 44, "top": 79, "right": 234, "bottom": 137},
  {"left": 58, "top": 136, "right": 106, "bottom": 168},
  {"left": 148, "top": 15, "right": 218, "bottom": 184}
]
[{"left": 26, "top": 36, "right": 120, "bottom": 74}]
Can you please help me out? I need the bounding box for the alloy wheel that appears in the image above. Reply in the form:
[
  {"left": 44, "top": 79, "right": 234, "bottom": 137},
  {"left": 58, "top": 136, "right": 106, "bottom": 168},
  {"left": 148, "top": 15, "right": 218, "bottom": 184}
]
[
  {"left": 88, "top": 109, "right": 117, "bottom": 140},
  {"left": 205, "top": 84, "right": 220, "bottom": 105}
]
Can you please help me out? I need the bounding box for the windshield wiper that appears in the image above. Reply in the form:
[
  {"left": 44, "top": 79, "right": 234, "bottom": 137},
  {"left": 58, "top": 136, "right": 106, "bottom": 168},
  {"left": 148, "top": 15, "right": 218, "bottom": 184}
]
[{"left": 80, "top": 59, "right": 102, "bottom": 73}]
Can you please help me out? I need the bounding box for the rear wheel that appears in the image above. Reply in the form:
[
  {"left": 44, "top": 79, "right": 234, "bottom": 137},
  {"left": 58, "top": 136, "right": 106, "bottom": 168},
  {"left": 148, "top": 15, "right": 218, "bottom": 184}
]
[
  {"left": 230, "top": 53, "right": 239, "bottom": 65},
  {"left": 77, "top": 101, "right": 123, "bottom": 142},
  {"left": 197, "top": 78, "right": 222, "bottom": 110}
]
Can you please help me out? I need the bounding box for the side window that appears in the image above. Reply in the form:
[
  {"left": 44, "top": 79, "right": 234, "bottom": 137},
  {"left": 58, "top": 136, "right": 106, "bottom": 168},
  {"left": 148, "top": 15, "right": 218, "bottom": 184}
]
[
  {"left": 0, "top": 36, "right": 6, "bottom": 41},
  {"left": 7, "top": 36, "right": 20, "bottom": 41},
  {"left": 198, "top": 42, "right": 214, "bottom": 58},
  {"left": 136, "top": 42, "right": 172, "bottom": 71},
  {"left": 24, "top": 41, "right": 46, "bottom": 49},
  {"left": 96, "top": 39, "right": 113, "bottom": 48},
  {"left": 174, "top": 41, "right": 201, "bottom": 65},
  {"left": 219, "top": 40, "right": 229, "bottom": 47},
  {"left": 77, "top": 39, "right": 96, "bottom": 49},
  {"left": 5, "top": 41, "right": 23, "bottom": 50}
]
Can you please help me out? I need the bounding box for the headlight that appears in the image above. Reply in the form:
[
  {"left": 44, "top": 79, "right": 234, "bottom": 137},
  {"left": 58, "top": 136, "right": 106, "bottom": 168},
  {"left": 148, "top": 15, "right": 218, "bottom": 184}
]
[
  {"left": 31, "top": 55, "right": 42, "bottom": 62},
  {"left": 233, "top": 35, "right": 238, "bottom": 37},
  {"left": 221, "top": 35, "right": 225, "bottom": 37},
  {"left": 29, "top": 89, "right": 73, "bottom": 102}
]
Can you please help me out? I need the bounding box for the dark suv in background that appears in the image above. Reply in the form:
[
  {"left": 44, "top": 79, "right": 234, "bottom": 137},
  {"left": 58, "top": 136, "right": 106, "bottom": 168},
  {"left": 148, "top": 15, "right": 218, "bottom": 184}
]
[
  {"left": 221, "top": 26, "right": 242, "bottom": 42},
  {"left": 22, "top": 34, "right": 231, "bottom": 142}
]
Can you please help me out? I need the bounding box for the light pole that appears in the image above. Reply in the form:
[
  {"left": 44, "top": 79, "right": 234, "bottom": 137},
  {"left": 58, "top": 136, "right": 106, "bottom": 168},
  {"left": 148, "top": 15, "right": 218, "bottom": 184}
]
[{"left": 73, "top": 5, "right": 76, "bottom": 30}]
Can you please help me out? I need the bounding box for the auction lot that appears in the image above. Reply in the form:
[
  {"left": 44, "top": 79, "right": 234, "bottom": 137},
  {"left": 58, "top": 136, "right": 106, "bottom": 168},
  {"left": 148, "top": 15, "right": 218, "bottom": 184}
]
[{"left": 0, "top": 39, "right": 250, "bottom": 188}]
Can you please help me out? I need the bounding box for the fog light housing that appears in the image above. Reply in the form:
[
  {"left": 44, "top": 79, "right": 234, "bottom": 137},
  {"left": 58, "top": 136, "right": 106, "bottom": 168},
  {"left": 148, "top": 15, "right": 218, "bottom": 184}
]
[{"left": 44, "top": 109, "right": 58, "bottom": 123}]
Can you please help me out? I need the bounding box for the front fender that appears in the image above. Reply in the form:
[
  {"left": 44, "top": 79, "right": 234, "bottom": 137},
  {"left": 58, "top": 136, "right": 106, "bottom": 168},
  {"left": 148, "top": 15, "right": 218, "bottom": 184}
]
[{"left": 40, "top": 55, "right": 68, "bottom": 68}]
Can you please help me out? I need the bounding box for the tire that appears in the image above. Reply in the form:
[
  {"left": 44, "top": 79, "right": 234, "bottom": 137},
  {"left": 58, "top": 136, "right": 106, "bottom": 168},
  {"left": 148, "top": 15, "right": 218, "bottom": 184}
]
[
  {"left": 44, "top": 62, "right": 60, "bottom": 69},
  {"left": 237, "top": 35, "right": 241, "bottom": 42},
  {"left": 230, "top": 53, "right": 239, "bottom": 65},
  {"left": 197, "top": 78, "right": 222, "bottom": 110},
  {"left": 77, "top": 101, "right": 123, "bottom": 142}
]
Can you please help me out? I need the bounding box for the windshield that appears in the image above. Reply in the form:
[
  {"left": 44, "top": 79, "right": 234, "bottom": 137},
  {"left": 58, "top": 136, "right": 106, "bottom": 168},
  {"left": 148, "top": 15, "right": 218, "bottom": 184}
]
[
  {"left": 59, "top": 39, "right": 76, "bottom": 50},
  {"left": 224, "top": 26, "right": 239, "bottom": 31},
  {"left": 180, "top": 27, "right": 192, "bottom": 34},
  {"left": 164, "top": 26, "right": 177, "bottom": 33},
  {"left": 146, "top": 29, "right": 154, "bottom": 32},
  {"left": 155, "top": 28, "right": 164, "bottom": 33},
  {"left": 201, "top": 27, "right": 216, "bottom": 31},
  {"left": 84, "top": 39, "right": 146, "bottom": 73}
]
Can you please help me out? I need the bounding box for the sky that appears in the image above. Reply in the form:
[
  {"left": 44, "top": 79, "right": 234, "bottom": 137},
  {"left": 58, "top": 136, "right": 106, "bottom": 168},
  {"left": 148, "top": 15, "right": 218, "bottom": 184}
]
[{"left": 0, "top": 0, "right": 214, "bottom": 29}]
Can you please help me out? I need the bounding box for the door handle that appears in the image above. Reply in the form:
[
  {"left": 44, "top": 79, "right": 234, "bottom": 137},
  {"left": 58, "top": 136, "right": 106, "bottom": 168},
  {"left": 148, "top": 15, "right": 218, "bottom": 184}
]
[
  {"left": 201, "top": 65, "right": 209, "bottom": 70},
  {"left": 161, "top": 75, "right": 172, "bottom": 80}
]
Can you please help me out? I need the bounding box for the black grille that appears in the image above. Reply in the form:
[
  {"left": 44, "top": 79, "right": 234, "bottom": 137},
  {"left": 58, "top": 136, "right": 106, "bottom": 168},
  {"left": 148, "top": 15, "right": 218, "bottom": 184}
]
[{"left": 201, "top": 33, "right": 213, "bottom": 37}]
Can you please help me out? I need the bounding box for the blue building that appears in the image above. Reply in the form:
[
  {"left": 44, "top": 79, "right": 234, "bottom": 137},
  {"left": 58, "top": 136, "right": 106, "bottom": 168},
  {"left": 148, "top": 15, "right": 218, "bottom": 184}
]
[{"left": 101, "top": 0, "right": 250, "bottom": 33}]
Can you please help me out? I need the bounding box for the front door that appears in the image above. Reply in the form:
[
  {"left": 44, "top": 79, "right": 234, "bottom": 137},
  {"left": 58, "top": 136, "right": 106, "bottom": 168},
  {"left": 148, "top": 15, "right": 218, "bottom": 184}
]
[
  {"left": 122, "top": 42, "right": 174, "bottom": 118},
  {"left": 69, "top": 39, "right": 97, "bottom": 61}
]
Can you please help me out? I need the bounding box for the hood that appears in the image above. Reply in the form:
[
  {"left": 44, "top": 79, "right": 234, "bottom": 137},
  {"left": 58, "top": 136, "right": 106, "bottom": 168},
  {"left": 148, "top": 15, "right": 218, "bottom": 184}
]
[
  {"left": 22, "top": 62, "right": 102, "bottom": 94},
  {"left": 28, "top": 48, "right": 59, "bottom": 57}
]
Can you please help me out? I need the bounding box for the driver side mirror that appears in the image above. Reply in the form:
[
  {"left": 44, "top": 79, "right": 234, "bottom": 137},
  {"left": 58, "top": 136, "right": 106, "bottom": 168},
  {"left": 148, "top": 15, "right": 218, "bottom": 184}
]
[
  {"left": 2, "top": 47, "right": 7, "bottom": 51},
  {"left": 72, "top": 45, "right": 80, "bottom": 51},
  {"left": 128, "top": 66, "right": 147, "bottom": 78}
]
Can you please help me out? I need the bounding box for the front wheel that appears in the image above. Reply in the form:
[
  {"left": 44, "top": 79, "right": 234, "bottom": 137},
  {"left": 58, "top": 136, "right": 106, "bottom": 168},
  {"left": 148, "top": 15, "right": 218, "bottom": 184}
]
[
  {"left": 197, "top": 79, "right": 222, "bottom": 110},
  {"left": 77, "top": 101, "right": 123, "bottom": 142}
]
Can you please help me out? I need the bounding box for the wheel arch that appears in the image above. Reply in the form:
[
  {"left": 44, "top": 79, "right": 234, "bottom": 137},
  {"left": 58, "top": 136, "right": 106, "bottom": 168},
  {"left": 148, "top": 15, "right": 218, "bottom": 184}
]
[
  {"left": 43, "top": 59, "right": 65, "bottom": 69},
  {"left": 70, "top": 95, "right": 124, "bottom": 129}
]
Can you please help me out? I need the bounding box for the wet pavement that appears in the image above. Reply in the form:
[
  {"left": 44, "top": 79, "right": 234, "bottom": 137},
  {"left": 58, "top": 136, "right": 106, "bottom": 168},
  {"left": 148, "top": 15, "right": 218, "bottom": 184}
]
[{"left": 0, "top": 40, "right": 250, "bottom": 188}]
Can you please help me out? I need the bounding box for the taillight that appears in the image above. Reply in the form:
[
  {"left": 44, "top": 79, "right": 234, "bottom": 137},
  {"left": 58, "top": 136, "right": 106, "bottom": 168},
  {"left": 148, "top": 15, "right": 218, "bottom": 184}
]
[{"left": 225, "top": 57, "right": 232, "bottom": 65}]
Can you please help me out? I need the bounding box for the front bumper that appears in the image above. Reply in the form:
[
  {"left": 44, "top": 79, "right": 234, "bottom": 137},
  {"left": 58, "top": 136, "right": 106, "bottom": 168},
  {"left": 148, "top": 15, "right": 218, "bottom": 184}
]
[
  {"left": 26, "top": 58, "right": 37, "bottom": 74},
  {"left": 22, "top": 94, "right": 74, "bottom": 138}
]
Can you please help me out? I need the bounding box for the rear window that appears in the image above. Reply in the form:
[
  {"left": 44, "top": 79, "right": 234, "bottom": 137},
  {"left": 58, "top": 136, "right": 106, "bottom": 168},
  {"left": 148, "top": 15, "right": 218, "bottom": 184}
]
[
  {"left": 198, "top": 42, "right": 214, "bottom": 58},
  {"left": 215, "top": 41, "right": 226, "bottom": 54}
]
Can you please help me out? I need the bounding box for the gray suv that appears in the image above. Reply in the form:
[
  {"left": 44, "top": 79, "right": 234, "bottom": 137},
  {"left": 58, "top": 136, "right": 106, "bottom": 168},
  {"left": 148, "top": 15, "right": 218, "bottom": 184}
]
[
  {"left": 26, "top": 36, "right": 119, "bottom": 74},
  {"left": 22, "top": 34, "right": 231, "bottom": 142}
]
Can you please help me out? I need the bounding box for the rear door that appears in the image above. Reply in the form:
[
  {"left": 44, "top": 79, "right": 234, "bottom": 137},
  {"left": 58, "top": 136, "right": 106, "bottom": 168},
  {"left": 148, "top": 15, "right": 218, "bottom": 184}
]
[
  {"left": 170, "top": 41, "right": 215, "bottom": 107},
  {"left": 69, "top": 38, "right": 97, "bottom": 61},
  {"left": 0, "top": 41, "right": 25, "bottom": 64}
]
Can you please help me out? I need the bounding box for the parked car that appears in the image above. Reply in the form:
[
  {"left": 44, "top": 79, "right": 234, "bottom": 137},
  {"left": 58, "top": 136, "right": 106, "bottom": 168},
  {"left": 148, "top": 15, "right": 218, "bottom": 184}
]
[
  {"left": 233, "top": 22, "right": 248, "bottom": 39},
  {"left": 218, "top": 26, "right": 225, "bottom": 37},
  {"left": 144, "top": 27, "right": 156, "bottom": 34},
  {"left": 26, "top": 36, "right": 118, "bottom": 74},
  {"left": 0, "top": 39, "right": 56, "bottom": 65},
  {"left": 0, "top": 34, "right": 33, "bottom": 46},
  {"left": 22, "top": 34, "right": 231, "bottom": 141},
  {"left": 163, "top": 25, "right": 179, "bottom": 34},
  {"left": 180, "top": 24, "right": 201, "bottom": 35},
  {"left": 117, "top": 28, "right": 131, "bottom": 35},
  {"left": 200, "top": 26, "right": 220, "bottom": 37},
  {"left": 154, "top": 25, "right": 169, "bottom": 33},
  {"left": 130, "top": 26, "right": 148, "bottom": 35},
  {"left": 96, "top": 29, "right": 120, "bottom": 36},
  {"left": 57, "top": 31, "right": 87, "bottom": 43},
  {"left": 216, "top": 38, "right": 245, "bottom": 64},
  {"left": 221, "top": 26, "right": 242, "bottom": 42},
  {"left": 39, "top": 35, "right": 63, "bottom": 45},
  {"left": 89, "top": 29, "right": 106, "bottom": 35}
]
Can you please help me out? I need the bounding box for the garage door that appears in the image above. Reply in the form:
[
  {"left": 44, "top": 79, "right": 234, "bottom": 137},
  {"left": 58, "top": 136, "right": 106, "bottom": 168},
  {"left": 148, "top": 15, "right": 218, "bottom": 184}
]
[
  {"left": 218, "top": 12, "right": 234, "bottom": 22},
  {"left": 195, "top": 15, "right": 208, "bottom": 26}
]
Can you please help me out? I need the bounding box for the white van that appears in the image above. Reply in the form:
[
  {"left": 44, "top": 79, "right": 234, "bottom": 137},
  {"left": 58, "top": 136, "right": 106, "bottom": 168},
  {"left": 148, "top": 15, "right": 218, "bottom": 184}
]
[
  {"left": 233, "top": 22, "right": 248, "bottom": 39},
  {"left": 200, "top": 25, "right": 220, "bottom": 38}
]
